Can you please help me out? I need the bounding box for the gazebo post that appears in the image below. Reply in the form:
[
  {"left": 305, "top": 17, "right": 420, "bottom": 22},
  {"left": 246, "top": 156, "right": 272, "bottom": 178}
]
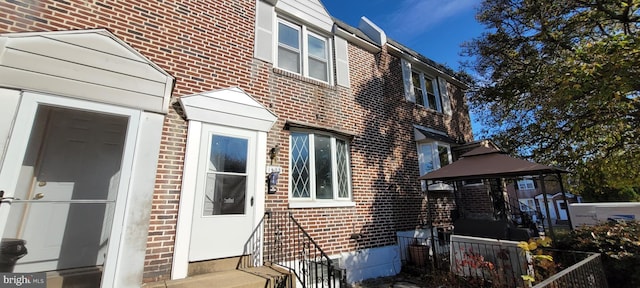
[
  {"left": 557, "top": 172, "right": 573, "bottom": 229},
  {"left": 539, "top": 173, "right": 555, "bottom": 240}
]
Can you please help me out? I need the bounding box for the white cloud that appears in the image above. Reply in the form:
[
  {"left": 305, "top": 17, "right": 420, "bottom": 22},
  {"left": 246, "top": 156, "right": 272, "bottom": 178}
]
[{"left": 385, "top": 0, "right": 480, "bottom": 40}]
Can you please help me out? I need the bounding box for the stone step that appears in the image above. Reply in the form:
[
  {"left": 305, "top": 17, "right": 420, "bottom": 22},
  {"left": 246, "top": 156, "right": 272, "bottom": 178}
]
[
  {"left": 188, "top": 256, "right": 248, "bottom": 276},
  {"left": 143, "top": 266, "right": 293, "bottom": 288}
]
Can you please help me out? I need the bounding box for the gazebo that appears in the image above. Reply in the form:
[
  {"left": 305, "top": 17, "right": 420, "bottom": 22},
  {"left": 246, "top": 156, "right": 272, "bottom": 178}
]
[{"left": 419, "top": 146, "right": 571, "bottom": 241}]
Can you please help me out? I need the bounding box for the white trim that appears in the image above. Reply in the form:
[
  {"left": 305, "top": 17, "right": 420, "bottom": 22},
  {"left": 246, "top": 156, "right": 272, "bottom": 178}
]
[
  {"left": 112, "top": 112, "right": 164, "bottom": 287},
  {"left": 179, "top": 87, "right": 277, "bottom": 132},
  {"left": 288, "top": 131, "right": 353, "bottom": 203},
  {"left": 357, "top": 16, "right": 386, "bottom": 46},
  {"left": 0, "top": 29, "right": 174, "bottom": 114},
  {"left": 289, "top": 201, "right": 356, "bottom": 209},
  {"left": 0, "top": 91, "right": 142, "bottom": 288},
  {"left": 172, "top": 121, "right": 271, "bottom": 278},
  {"left": 276, "top": 17, "right": 334, "bottom": 85},
  {"left": 171, "top": 120, "right": 202, "bottom": 279},
  {"left": 333, "top": 25, "right": 381, "bottom": 53},
  {"left": 417, "top": 141, "right": 452, "bottom": 176}
]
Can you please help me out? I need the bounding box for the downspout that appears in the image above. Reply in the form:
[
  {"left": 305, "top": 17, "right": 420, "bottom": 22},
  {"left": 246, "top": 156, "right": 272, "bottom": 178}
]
[
  {"left": 557, "top": 172, "right": 573, "bottom": 229},
  {"left": 539, "top": 173, "right": 555, "bottom": 240}
]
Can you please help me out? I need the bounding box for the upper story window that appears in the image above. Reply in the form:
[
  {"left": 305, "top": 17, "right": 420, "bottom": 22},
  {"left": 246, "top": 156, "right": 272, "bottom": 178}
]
[
  {"left": 401, "top": 59, "right": 452, "bottom": 115},
  {"left": 290, "top": 131, "right": 352, "bottom": 206},
  {"left": 277, "top": 19, "right": 331, "bottom": 83},
  {"left": 412, "top": 70, "right": 441, "bottom": 111},
  {"left": 417, "top": 141, "right": 452, "bottom": 176},
  {"left": 517, "top": 179, "right": 536, "bottom": 191}
]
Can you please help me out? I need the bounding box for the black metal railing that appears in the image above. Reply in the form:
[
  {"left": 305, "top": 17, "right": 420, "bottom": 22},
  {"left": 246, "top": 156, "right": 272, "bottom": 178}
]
[
  {"left": 397, "top": 234, "right": 451, "bottom": 273},
  {"left": 508, "top": 200, "right": 545, "bottom": 234},
  {"left": 241, "top": 211, "right": 340, "bottom": 288}
]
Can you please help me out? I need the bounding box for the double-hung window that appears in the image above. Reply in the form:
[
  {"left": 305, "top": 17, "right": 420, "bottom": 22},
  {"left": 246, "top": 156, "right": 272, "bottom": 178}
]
[
  {"left": 401, "top": 59, "right": 452, "bottom": 114},
  {"left": 412, "top": 70, "right": 441, "bottom": 111},
  {"left": 417, "top": 142, "right": 452, "bottom": 176},
  {"left": 290, "top": 131, "right": 352, "bottom": 204},
  {"left": 277, "top": 19, "right": 330, "bottom": 82},
  {"left": 517, "top": 179, "right": 535, "bottom": 191}
]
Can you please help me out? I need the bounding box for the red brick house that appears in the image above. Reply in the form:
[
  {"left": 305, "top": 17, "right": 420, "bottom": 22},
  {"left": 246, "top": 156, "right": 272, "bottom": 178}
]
[
  {"left": 0, "top": 0, "right": 473, "bottom": 286},
  {"left": 506, "top": 176, "right": 582, "bottom": 226}
]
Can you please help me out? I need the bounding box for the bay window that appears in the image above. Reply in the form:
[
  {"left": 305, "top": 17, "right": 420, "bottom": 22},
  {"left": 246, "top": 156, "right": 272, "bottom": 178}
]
[{"left": 418, "top": 141, "right": 452, "bottom": 176}]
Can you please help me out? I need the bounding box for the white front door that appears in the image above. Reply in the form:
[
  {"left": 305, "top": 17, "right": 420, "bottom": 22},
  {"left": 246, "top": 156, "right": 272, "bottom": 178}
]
[
  {"left": 2, "top": 106, "right": 127, "bottom": 272},
  {"left": 188, "top": 124, "right": 257, "bottom": 261},
  {"left": 0, "top": 92, "right": 139, "bottom": 282}
]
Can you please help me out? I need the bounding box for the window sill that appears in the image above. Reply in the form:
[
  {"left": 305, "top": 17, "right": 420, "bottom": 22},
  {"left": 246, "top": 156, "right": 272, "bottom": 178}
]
[
  {"left": 273, "top": 67, "right": 334, "bottom": 88},
  {"left": 289, "top": 200, "right": 356, "bottom": 209}
]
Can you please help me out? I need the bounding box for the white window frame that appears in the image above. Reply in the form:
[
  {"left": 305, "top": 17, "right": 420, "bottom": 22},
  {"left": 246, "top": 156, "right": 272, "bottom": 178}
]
[
  {"left": 417, "top": 141, "right": 452, "bottom": 176},
  {"left": 289, "top": 131, "right": 354, "bottom": 208},
  {"left": 276, "top": 18, "right": 333, "bottom": 84},
  {"left": 462, "top": 179, "right": 484, "bottom": 186},
  {"left": 518, "top": 198, "right": 537, "bottom": 212},
  {"left": 412, "top": 70, "right": 442, "bottom": 112},
  {"left": 517, "top": 179, "right": 535, "bottom": 191}
]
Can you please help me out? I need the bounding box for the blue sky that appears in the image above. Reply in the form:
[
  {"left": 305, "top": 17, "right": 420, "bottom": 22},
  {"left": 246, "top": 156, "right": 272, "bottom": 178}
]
[
  {"left": 322, "top": 0, "right": 484, "bottom": 71},
  {"left": 323, "top": 0, "right": 486, "bottom": 136}
]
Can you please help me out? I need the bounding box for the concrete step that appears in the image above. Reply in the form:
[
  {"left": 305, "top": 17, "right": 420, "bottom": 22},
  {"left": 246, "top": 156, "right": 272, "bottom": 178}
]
[
  {"left": 188, "top": 256, "right": 248, "bottom": 276},
  {"left": 143, "top": 266, "right": 293, "bottom": 288}
]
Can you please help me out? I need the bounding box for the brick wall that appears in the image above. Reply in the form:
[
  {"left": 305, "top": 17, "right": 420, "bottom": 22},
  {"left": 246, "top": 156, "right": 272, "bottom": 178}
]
[
  {"left": 258, "top": 41, "right": 472, "bottom": 254},
  {"left": 2, "top": 0, "right": 259, "bottom": 282},
  {"left": 457, "top": 185, "right": 494, "bottom": 217},
  {"left": 1, "top": 0, "right": 474, "bottom": 282}
]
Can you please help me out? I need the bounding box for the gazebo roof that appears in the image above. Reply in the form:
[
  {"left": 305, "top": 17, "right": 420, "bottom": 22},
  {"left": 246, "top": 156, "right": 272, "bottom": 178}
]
[{"left": 419, "top": 146, "right": 568, "bottom": 182}]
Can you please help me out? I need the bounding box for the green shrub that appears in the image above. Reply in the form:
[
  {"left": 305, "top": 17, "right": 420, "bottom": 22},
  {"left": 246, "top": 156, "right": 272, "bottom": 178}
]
[{"left": 555, "top": 220, "right": 640, "bottom": 287}]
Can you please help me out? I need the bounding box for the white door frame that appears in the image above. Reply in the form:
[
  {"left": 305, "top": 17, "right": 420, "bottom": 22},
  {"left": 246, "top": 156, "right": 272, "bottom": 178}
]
[
  {"left": 0, "top": 91, "right": 140, "bottom": 288},
  {"left": 556, "top": 199, "right": 568, "bottom": 220},
  {"left": 172, "top": 120, "right": 267, "bottom": 279}
]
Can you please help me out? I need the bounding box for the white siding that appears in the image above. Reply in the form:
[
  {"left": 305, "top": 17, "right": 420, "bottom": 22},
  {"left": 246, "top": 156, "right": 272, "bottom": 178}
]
[
  {"left": 0, "top": 88, "right": 20, "bottom": 170},
  {"left": 276, "top": 0, "right": 333, "bottom": 32},
  {"left": 179, "top": 87, "right": 278, "bottom": 132},
  {"left": 0, "top": 29, "right": 174, "bottom": 114}
]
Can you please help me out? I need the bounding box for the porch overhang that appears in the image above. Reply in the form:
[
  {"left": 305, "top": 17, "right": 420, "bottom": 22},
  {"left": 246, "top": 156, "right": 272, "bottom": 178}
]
[
  {"left": 178, "top": 87, "right": 278, "bottom": 132},
  {"left": 0, "top": 29, "right": 175, "bottom": 114}
]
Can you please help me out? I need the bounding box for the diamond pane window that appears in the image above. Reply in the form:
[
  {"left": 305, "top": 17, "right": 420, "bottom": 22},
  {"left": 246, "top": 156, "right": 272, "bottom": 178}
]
[
  {"left": 290, "top": 131, "right": 351, "bottom": 201},
  {"left": 336, "top": 139, "right": 350, "bottom": 198},
  {"left": 291, "top": 132, "right": 310, "bottom": 198}
]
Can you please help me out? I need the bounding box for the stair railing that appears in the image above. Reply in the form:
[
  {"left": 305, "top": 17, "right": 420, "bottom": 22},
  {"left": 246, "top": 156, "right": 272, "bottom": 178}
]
[
  {"left": 241, "top": 211, "right": 340, "bottom": 288},
  {"left": 507, "top": 200, "right": 545, "bottom": 235}
]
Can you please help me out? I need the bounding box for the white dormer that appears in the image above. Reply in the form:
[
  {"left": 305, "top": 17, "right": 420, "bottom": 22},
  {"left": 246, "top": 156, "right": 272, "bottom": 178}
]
[{"left": 254, "top": 0, "right": 350, "bottom": 87}]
